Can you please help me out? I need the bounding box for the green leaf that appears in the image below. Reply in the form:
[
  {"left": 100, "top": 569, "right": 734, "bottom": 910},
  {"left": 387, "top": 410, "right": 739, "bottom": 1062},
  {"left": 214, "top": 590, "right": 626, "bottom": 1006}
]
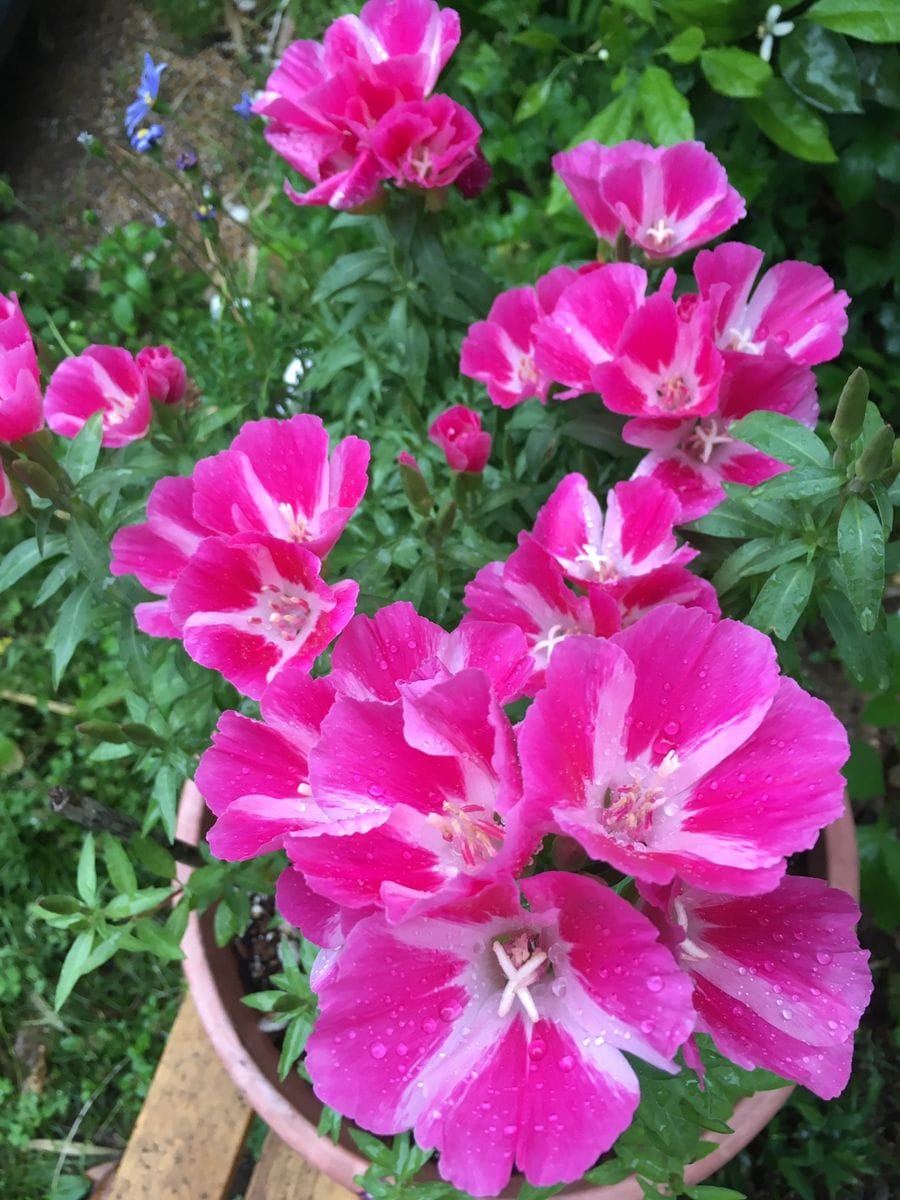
[
  {"left": 728, "top": 412, "right": 831, "bottom": 467},
  {"left": 837, "top": 495, "right": 885, "bottom": 631},
  {"left": 515, "top": 76, "right": 554, "bottom": 123},
  {"left": 639, "top": 66, "right": 695, "bottom": 143},
  {"left": 749, "top": 466, "right": 842, "bottom": 500},
  {"left": 613, "top": 0, "right": 654, "bottom": 19},
  {"left": 312, "top": 250, "right": 388, "bottom": 303},
  {"left": 67, "top": 517, "right": 110, "bottom": 583},
  {"left": 55, "top": 930, "right": 94, "bottom": 1009},
  {"left": 805, "top": 0, "right": 900, "bottom": 42},
  {"left": 105, "top": 887, "right": 172, "bottom": 919},
  {"left": 47, "top": 581, "right": 93, "bottom": 686},
  {"left": 746, "top": 79, "right": 838, "bottom": 162},
  {"left": 151, "top": 763, "right": 179, "bottom": 842},
  {"left": 685, "top": 1188, "right": 747, "bottom": 1200},
  {"left": 661, "top": 26, "right": 705, "bottom": 62},
  {"left": 0, "top": 534, "right": 66, "bottom": 593},
  {"left": 843, "top": 738, "right": 884, "bottom": 801},
  {"left": 819, "top": 587, "right": 890, "bottom": 689},
  {"left": 111, "top": 294, "right": 135, "bottom": 333},
  {"left": 713, "top": 538, "right": 808, "bottom": 594},
  {"left": 102, "top": 833, "right": 138, "bottom": 895},
  {"left": 63, "top": 412, "right": 104, "bottom": 483},
  {"left": 132, "top": 918, "right": 185, "bottom": 961},
  {"left": 857, "top": 819, "right": 900, "bottom": 933},
  {"left": 511, "top": 29, "right": 562, "bottom": 50},
  {"left": 76, "top": 832, "right": 97, "bottom": 906},
  {"left": 780, "top": 24, "right": 863, "bottom": 112},
  {"left": 700, "top": 48, "right": 772, "bottom": 98},
  {"left": 746, "top": 560, "right": 816, "bottom": 638}
]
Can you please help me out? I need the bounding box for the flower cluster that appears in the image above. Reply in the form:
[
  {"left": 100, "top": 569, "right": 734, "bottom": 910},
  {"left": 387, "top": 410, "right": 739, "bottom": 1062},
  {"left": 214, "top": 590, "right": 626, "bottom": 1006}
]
[
  {"left": 252, "top": 0, "right": 489, "bottom": 209},
  {"left": 461, "top": 140, "right": 849, "bottom": 520},
  {"left": 125, "top": 53, "right": 167, "bottom": 153},
  {"left": 110, "top": 415, "right": 368, "bottom": 698}
]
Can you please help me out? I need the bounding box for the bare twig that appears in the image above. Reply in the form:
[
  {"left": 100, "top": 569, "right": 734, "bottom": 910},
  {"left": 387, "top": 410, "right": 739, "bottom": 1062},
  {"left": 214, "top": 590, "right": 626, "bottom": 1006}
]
[{"left": 48, "top": 787, "right": 204, "bottom": 868}]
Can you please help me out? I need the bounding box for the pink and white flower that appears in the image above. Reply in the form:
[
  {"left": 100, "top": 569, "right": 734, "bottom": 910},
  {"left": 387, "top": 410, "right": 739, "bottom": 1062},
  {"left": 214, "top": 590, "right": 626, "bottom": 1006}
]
[
  {"left": 306, "top": 873, "right": 694, "bottom": 1195},
  {"left": 641, "top": 876, "right": 872, "bottom": 1099},
  {"left": 110, "top": 475, "right": 211, "bottom": 638},
  {"left": 592, "top": 292, "right": 723, "bottom": 420},
  {"left": 168, "top": 533, "right": 358, "bottom": 699},
  {"left": 136, "top": 344, "right": 188, "bottom": 404},
  {"left": 0, "top": 292, "right": 44, "bottom": 442},
  {"left": 626, "top": 352, "right": 819, "bottom": 521},
  {"left": 694, "top": 241, "right": 850, "bottom": 366},
  {"left": 44, "top": 345, "right": 151, "bottom": 448},
  {"left": 428, "top": 404, "right": 491, "bottom": 472},
  {"left": 553, "top": 140, "right": 745, "bottom": 260},
  {"left": 0, "top": 461, "right": 16, "bottom": 516},
  {"left": 518, "top": 606, "right": 848, "bottom": 895},
  {"left": 460, "top": 267, "right": 579, "bottom": 409},
  {"left": 370, "top": 95, "right": 481, "bottom": 190},
  {"left": 532, "top": 263, "right": 648, "bottom": 398},
  {"left": 190, "top": 414, "right": 370, "bottom": 558}
]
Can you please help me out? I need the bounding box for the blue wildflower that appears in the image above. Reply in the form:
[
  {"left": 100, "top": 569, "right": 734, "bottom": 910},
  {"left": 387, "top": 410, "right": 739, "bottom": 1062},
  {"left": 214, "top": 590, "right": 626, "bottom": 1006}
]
[
  {"left": 125, "top": 52, "right": 168, "bottom": 135},
  {"left": 232, "top": 91, "right": 255, "bottom": 120},
  {"left": 152, "top": 213, "right": 168, "bottom": 229},
  {"left": 130, "top": 122, "right": 166, "bottom": 153},
  {"left": 194, "top": 203, "right": 218, "bottom": 222},
  {"left": 176, "top": 149, "right": 199, "bottom": 171}
]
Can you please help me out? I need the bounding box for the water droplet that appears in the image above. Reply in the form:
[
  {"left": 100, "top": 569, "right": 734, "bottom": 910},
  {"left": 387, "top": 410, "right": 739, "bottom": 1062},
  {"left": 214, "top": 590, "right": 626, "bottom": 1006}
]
[
  {"left": 663, "top": 720, "right": 680, "bottom": 736},
  {"left": 646, "top": 975, "right": 663, "bottom": 993},
  {"left": 640, "top": 1019, "right": 655, "bottom": 1034},
  {"left": 440, "top": 1003, "right": 461, "bottom": 1022},
  {"left": 781, "top": 1009, "right": 792, "bottom": 1021},
  {"left": 503, "top": 1124, "right": 517, "bottom": 1136},
  {"left": 529, "top": 1039, "right": 546, "bottom": 1061},
  {"left": 397, "top": 1043, "right": 408, "bottom": 1057},
  {"left": 816, "top": 951, "right": 832, "bottom": 966},
  {"left": 559, "top": 1055, "right": 575, "bottom": 1072},
  {"left": 369, "top": 1041, "right": 387, "bottom": 1059}
]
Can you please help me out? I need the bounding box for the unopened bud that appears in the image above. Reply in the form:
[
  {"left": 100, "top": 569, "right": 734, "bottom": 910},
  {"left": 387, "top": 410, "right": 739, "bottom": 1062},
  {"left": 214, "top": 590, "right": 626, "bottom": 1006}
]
[
  {"left": 853, "top": 424, "right": 894, "bottom": 483},
  {"left": 10, "top": 459, "right": 62, "bottom": 501},
  {"left": 398, "top": 455, "right": 433, "bottom": 515},
  {"left": 830, "top": 368, "right": 869, "bottom": 449}
]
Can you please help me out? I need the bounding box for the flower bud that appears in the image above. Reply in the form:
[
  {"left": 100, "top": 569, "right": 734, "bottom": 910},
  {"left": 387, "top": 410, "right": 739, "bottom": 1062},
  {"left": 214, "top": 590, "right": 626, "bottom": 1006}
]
[
  {"left": 830, "top": 367, "right": 868, "bottom": 449},
  {"left": 853, "top": 424, "right": 894, "bottom": 483}
]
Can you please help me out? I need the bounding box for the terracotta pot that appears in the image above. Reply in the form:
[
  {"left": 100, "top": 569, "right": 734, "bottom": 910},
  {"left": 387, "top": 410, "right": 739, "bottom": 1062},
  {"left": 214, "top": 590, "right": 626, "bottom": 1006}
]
[{"left": 176, "top": 782, "right": 860, "bottom": 1200}]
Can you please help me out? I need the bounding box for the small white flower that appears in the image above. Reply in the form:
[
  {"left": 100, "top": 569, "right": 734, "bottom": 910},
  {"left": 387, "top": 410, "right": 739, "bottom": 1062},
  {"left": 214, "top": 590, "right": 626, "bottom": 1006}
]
[
  {"left": 283, "top": 356, "right": 312, "bottom": 388},
  {"left": 225, "top": 202, "right": 251, "bottom": 225},
  {"left": 209, "top": 294, "right": 224, "bottom": 321},
  {"left": 758, "top": 4, "right": 794, "bottom": 63},
  {"left": 76, "top": 131, "right": 94, "bottom": 147}
]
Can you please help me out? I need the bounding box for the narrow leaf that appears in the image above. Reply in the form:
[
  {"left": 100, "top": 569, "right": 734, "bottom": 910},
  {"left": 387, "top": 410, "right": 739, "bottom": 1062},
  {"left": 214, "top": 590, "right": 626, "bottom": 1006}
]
[
  {"left": 639, "top": 66, "right": 695, "bottom": 142},
  {"left": 55, "top": 931, "right": 94, "bottom": 1009},
  {"left": 837, "top": 495, "right": 885, "bottom": 631},
  {"left": 746, "top": 560, "right": 816, "bottom": 639},
  {"left": 64, "top": 412, "right": 104, "bottom": 483},
  {"left": 77, "top": 833, "right": 97, "bottom": 905},
  {"left": 728, "top": 412, "right": 831, "bottom": 467}
]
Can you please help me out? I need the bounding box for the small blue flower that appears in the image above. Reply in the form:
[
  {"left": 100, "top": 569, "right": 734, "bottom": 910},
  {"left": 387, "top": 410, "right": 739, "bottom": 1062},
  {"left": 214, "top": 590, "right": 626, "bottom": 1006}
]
[
  {"left": 152, "top": 213, "right": 168, "bottom": 228},
  {"left": 130, "top": 122, "right": 166, "bottom": 153},
  {"left": 232, "top": 91, "right": 255, "bottom": 120},
  {"left": 176, "top": 148, "right": 199, "bottom": 171},
  {"left": 125, "top": 52, "right": 168, "bottom": 135},
  {"left": 194, "top": 203, "right": 218, "bottom": 222}
]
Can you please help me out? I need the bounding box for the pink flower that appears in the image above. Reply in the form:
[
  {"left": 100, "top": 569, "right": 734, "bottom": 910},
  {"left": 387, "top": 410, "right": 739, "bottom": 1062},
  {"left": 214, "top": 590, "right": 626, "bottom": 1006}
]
[
  {"left": 110, "top": 475, "right": 212, "bottom": 638},
  {"left": 532, "top": 263, "right": 648, "bottom": 398},
  {"left": 370, "top": 95, "right": 481, "bottom": 190},
  {"left": 287, "top": 667, "right": 539, "bottom": 921},
  {"left": 44, "top": 345, "right": 151, "bottom": 448},
  {"left": 0, "top": 292, "right": 44, "bottom": 442},
  {"left": 553, "top": 140, "right": 745, "bottom": 260},
  {"left": 625, "top": 352, "right": 819, "bottom": 521},
  {"left": 592, "top": 292, "right": 723, "bottom": 420},
  {"left": 428, "top": 404, "right": 491, "bottom": 472},
  {"left": 453, "top": 146, "right": 492, "bottom": 199},
  {"left": 323, "top": 0, "right": 460, "bottom": 98},
  {"left": 0, "top": 461, "right": 17, "bottom": 516},
  {"left": 464, "top": 536, "right": 621, "bottom": 690},
  {"left": 136, "top": 345, "right": 188, "bottom": 404},
  {"left": 460, "top": 266, "right": 579, "bottom": 408},
  {"left": 694, "top": 242, "right": 850, "bottom": 365},
  {"left": 397, "top": 450, "right": 422, "bottom": 472},
  {"left": 306, "top": 874, "right": 694, "bottom": 1195},
  {"left": 641, "top": 877, "right": 872, "bottom": 1099},
  {"left": 191, "top": 414, "right": 370, "bottom": 558},
  {"left": 168, "top": 533, "right": 358, "bottom": 699},
  {"left": 518, "top": 606, "right": 848, "bottom": 895}
]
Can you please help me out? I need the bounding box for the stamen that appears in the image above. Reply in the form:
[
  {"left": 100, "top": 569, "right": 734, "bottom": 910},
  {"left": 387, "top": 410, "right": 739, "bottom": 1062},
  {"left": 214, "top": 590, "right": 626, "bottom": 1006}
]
[
  {"left": 645, "top": 218, "right": 675, "bottom": 250},
  {"left": 493, "top": 940, "right": 547, "bottom": 1022},
  {"left": 574, "top": 543, "right": 617, "bottom": 582},
  {"left": 673, "top": 897, "right": 709, "bottom": 961},
  {"left": 532, "top": 624, "right": 571, "bottom": 663}
]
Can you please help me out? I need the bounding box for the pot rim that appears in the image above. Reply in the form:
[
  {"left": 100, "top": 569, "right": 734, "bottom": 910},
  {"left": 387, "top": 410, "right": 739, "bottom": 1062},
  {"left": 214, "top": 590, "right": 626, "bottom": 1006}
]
[{"left": 176, "top": 783, "right": 859, "bottom": 1200}]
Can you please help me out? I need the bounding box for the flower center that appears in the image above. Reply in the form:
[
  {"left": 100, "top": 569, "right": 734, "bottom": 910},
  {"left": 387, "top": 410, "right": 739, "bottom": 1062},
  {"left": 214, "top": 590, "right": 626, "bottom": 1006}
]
[
  {"left": 277, "top": 502, "right": 309, "bottom": 543},
  {"left": 682, "top": 417, "right": 732, "bottom": 464},
  {"left": 656, "top": 375, "right": 692, "bottom": 412},
  {"left": 673, "top": 896, "right": 709, "bottom": 962},
  {"left": 725, "top": 325, "right": 762, "bottom": 354},
  {"left": 645, "top": 218, "right": 675, "bottom": 251},
  {"left": 531, "top": 623, "right": 574, "bottom": 665},
  {"left": 410, "top": 145, "right": 432, "bottom": 180},
  {"left": 518, "top": 354, "right": 541, "bottom": 387},
  {"left": 599, "top": 752, "right": 680, "bottom": 843},
  {"left": 246, "top": 582, "right": 312, "bottom": 643},
  {"left": 427, "top": 800, "right": 503, "bottom": 869},
  {"left": 493, "top": 933, "right": 548, "bottom": 1023},
  {"left": 574, "top": 542, "right": 618, "bottom": 582}
]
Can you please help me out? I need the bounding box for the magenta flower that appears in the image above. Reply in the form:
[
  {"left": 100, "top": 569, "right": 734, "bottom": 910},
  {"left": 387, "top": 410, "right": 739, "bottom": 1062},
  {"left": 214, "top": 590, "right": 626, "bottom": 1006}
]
[
  {"left": 641, "top": 876, "right": 872, "bottom": 1099},
  {"left": 0, "top": 292, "right": 44, "bottom": 442},
  {"left": 370, "top": 95, "right": 481, "bottom": 190},
  {"left": 190, "top": 415, "right": 370, "bottom": 558},
  {"left": 518, "top": 606, "right": 848, "bottom": 895},
  {"left": 553, "top": 140, "right": 745, "bottom": 260},
  {"left": 532, "top": 263, "right": 648, "bottom": 398},
  {"left": 694, "top": 241, "right": 850, "bottom": 365},
  {"left": 625, "top": 352, "right": 819, "bottom": 521},
  {"left": 168, "top": 533, "right": 358, "bottom": 699},
  {"left": 44, "top": 345, "right": 151, "bottom": 448},
  {"left": 306, "top": 874, "right": 694, "bottom": 1195},
  {"left": 428, "top": 404, "right": 491, "bottom": 472},
  {"left": 592, "top": 292, "right": 723, "bottom": 420},
  {"left": 0, "top": 461, "right": 16, "bottom": 516},
  {"left": 460, "top": 266, "right": 579, "bottom": 408},
  {"left": 110, "top": 476, "right": 212, "bottom": 638},
  {"left": 464, "top": 536, "right": 620, "bottom": 689},
  {"left": 136, "top": 345, "right": 188, "bottom": 404}
]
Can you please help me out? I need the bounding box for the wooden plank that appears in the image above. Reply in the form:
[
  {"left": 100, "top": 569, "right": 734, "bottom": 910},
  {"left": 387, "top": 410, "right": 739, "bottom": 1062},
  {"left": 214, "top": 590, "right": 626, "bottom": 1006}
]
[
  {"left": 107, "top": 993, "right": 252, "bottom": 1200},
  {"left": 246, "top": 1132, "right": 357, "bottom": 1200}
]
